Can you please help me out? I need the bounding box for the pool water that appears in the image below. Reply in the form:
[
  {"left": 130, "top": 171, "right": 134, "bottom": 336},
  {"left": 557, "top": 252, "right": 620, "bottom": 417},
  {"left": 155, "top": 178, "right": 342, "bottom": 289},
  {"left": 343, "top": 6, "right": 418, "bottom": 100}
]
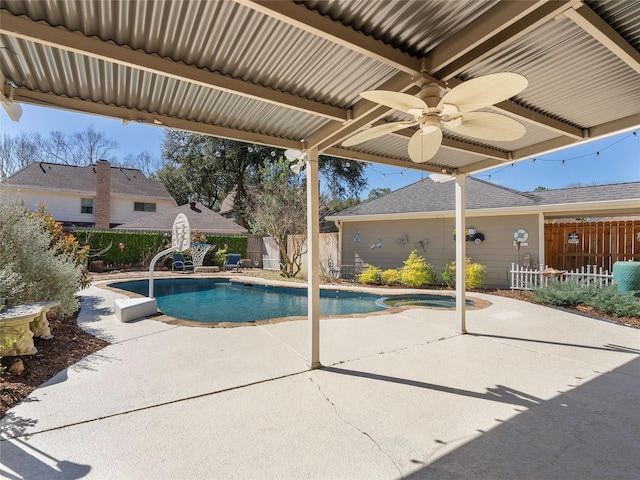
[
  {"left": 111, "top": 278, "right": 384, "bottom": 323},
  {"left": 376, "top": 294, "right": 474, "bottom": 309}
]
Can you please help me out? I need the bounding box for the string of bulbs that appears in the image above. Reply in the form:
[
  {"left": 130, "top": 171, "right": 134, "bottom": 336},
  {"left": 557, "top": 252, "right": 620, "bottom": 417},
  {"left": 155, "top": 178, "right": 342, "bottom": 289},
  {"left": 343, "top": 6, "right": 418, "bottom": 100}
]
[{"left": 366, "top": 130, "right": 638, "bottom": 183}]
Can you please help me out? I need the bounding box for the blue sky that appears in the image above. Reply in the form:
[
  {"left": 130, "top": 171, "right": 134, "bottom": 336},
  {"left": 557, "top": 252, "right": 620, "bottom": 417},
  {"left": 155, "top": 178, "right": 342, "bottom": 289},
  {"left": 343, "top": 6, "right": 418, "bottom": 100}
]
[{"left": 2, "top": 104, "right": 638, "bottom": 195}]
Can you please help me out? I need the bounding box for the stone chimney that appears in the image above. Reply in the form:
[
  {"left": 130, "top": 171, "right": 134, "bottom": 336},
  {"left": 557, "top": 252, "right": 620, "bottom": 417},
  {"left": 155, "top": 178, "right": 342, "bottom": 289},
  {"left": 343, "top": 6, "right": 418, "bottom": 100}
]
[{"left": 95, "top": 159, "right": 111, "bottom": 229}]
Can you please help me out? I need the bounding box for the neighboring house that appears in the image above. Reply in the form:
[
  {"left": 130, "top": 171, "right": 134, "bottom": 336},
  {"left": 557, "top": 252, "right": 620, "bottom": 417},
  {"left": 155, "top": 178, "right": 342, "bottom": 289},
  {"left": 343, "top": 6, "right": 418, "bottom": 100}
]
[
  {"left": 1, "top": 160, "right": 177, "bottom": 228},
  {"left": 115, "top": 201, "right": 248, "bottom": 235},
  {"left": 326, "top": 178, "right": 640, "bottom": 288}
]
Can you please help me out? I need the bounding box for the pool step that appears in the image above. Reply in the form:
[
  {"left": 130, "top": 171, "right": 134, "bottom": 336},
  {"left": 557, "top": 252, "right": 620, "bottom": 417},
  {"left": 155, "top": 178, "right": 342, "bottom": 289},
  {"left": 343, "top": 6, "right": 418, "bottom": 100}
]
[{"left": 114, "top": 297, "right": 158, "bottom": 323}]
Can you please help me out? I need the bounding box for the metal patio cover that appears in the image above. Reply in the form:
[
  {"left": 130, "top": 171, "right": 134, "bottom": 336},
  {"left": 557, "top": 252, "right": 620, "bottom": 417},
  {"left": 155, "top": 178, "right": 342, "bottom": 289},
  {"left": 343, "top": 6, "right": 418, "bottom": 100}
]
[{"left": 1, "top": 0, "right": 639, "bottom": 174}]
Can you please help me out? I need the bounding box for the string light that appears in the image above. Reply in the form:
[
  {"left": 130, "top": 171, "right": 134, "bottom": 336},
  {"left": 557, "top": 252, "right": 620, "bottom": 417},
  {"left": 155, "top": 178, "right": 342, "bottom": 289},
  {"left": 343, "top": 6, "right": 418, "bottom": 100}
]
[{"left": 472, "top": 129, "right": 637, "bottom": 182}]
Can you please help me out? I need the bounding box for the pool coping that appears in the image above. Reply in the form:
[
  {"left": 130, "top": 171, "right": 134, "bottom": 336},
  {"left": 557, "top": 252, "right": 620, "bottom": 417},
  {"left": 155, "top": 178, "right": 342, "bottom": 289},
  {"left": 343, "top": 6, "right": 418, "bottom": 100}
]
[{"left": 96, "top": 274, "right": 491, "bottom": 328}]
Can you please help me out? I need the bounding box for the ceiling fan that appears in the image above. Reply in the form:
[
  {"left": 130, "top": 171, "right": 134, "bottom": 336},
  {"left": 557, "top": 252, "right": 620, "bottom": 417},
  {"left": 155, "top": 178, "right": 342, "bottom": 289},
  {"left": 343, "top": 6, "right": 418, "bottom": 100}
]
[{"left": 342, "top": 72, "right": 528, "bottom": 163}]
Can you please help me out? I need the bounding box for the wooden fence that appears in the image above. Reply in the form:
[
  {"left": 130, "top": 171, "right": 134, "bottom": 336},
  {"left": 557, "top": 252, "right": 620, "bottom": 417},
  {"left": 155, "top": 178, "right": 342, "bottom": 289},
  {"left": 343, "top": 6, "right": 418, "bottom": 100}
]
[{"left": 545, "top": 220, "right": 640, "bottom": 271}]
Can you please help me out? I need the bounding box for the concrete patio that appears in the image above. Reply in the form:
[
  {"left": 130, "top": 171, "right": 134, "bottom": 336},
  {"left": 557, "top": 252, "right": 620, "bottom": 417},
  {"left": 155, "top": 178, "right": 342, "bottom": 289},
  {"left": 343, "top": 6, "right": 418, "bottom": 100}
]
[{"left": 1, "top": 279, "right": 639, "bottom": 479}]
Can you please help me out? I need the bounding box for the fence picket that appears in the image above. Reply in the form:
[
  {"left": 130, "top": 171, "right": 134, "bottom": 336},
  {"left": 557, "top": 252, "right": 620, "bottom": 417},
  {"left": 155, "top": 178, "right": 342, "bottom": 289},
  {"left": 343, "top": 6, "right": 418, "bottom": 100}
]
[{"left": 509, "top": 264, "right": 613, "bottom": 290}]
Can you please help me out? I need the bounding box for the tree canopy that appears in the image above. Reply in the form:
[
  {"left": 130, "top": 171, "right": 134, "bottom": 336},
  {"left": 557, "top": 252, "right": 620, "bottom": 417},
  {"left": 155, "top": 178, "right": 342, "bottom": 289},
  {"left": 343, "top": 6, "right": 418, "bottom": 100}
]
[{"left": 157, "top": 131, "right": 369, "bottom": 226}]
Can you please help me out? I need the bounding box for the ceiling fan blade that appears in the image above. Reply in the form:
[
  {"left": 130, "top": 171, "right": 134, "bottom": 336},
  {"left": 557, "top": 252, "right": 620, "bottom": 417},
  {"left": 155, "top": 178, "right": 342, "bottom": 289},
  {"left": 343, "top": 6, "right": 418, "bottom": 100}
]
[
  {"left": 438, "top": 72, "right": 528, "bottom": 113},
  {"left": 342, "top": 121, "right": 414, "bottom": 147},
  {"left": 408, "top": 128, "right": 443, "bottom": 163},
  {"left": 446, "top": 112, "right": 526, "bottom": 141},
  {"left": 360, "top": 90, "right": 428, "bottom": 114}
]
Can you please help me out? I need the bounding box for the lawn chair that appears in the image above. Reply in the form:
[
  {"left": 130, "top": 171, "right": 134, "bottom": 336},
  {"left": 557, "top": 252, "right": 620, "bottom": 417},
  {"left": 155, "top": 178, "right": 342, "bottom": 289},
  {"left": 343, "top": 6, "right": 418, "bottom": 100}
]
[
  {"left": 224, "top": 253, "right": 242, "bottom": 272},
  {"left": 172, "top": 253, "right": 194, "bottom": 273}
]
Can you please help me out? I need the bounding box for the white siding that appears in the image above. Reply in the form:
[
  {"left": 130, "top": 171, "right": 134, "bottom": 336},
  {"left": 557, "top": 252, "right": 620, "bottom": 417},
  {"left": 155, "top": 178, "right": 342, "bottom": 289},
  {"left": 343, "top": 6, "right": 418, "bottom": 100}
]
[
  {"left": 340, "top": 214, "right": 541, "bottom": 288},
  {"left": 110, "top": 197, "right": 176, "bottom": 225},
  {"left": 1, "top": 187, "right": 177, "bottom": 227},
  {"left": 1, "top": 188, "right": 96, "bottom": 224}
]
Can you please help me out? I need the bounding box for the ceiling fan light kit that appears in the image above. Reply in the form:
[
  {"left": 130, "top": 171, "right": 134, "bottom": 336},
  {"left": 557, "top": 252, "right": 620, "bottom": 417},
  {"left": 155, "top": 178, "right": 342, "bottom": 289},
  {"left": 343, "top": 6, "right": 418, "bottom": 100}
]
[{"left": 343, "top": 72, "right": 529, "bottom": 163}]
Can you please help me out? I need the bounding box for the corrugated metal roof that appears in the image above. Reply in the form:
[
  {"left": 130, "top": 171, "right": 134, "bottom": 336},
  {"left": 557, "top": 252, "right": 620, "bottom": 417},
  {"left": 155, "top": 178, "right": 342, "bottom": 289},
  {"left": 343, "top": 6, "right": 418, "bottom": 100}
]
[
  {"left": 1, "top": 0, "right": 638, "bottom": 176},
  {"left": 465, "top": 16, "right": 640, "bottom": 128},
  {"left": 300, "top": 0, "right": 499, "bottom": 57}
]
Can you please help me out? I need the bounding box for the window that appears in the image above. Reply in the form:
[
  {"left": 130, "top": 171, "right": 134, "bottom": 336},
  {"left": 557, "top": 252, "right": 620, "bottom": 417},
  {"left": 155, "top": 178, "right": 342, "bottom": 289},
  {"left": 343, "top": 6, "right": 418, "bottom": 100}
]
[
  {"left": 81, "top": 198, "right": 94, "bottom": 214},
  {"left": 134, "top": 202, "right": 156, "bottom": 212}
]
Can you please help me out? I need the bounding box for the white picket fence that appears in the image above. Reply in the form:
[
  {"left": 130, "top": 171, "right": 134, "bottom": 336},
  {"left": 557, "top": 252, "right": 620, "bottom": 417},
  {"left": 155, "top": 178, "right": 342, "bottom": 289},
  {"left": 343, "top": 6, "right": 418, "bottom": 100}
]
[{"left": 509, "top": 263, "right": 614, "bottom": 290}]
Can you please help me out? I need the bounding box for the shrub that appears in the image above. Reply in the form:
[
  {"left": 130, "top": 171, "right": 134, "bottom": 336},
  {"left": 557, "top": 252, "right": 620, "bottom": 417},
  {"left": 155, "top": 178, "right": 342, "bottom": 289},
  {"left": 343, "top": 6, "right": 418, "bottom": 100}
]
[
  {"left": 582, "top": 285, "right": 640, "bottom": 317},
  {"left": 400, "top": 250, "right": 437, "bottom": 287},
  {"left": 73, "top": 230, "right": 248, "bottom": 268},
  {"left": 442, "top": 258, "right": 487, "bottom": 289},
  {"left": 358, "top": 265, "right": 381, "bottom": 284},
  {"left": 0, "top": 200, "right": 84, "bottom": 316},
  {"left": 530, "top": 281, "right": 640, "bottom": 318},
  {"left": 529, "top": 279, "right": 585, "bottom": 306},
  {"left": 380, "top": 269, "right": 401, "bottom": 285}
]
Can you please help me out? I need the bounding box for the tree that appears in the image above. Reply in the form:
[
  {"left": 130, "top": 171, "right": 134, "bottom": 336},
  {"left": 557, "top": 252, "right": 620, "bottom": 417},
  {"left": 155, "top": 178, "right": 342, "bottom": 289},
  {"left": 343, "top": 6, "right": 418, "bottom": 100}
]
[
  {"left": 157, "top": 132, "right": 369, "bottom": 223},
  {"left": 0, "top": 200, "right": 86, "bottom": 316},
  {"left": 368, "top": 187, "right": 391, "bottom": 199},
  {"left": 247, "top": 158, "right": 307, "bottom": 277},
  {"left": 0, "top": 132, "right": 44, "bottom": 179},
  {"left": 0, "top": 126, "right": 163, "bottom": 180}
]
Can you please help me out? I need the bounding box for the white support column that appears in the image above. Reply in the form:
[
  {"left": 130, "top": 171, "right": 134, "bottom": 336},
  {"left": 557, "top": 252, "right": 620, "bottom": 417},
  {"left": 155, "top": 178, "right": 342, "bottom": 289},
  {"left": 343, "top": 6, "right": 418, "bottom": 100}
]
[
  {"left": 306, "top": 147, "right": 321, "bottom": 369},
  {"left": 455, "top": 174, "right": 467, "bottom": 334},
  {"left": 538, "top": 212, "right": 545, "bottom": 268}
]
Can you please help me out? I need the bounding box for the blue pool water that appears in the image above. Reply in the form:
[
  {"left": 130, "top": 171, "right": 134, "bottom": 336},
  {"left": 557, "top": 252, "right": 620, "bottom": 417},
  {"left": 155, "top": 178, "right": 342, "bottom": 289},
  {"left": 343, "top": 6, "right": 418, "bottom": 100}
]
[
  {"left": 110, "top": 278, "right": 384, "bottom": 323},
  {"left": 376, "top": 294, "right": 474, "bottom": 309}
]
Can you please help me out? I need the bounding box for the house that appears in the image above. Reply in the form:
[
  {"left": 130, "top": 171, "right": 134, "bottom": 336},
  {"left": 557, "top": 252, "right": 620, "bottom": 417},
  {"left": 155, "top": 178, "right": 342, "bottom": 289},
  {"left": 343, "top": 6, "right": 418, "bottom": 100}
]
[
  {"left": 326, "top": 178, "right": 640, "bottom": 288},
  {"left": 115, "top": 201, "right": 248, "bottom": 235},
  {"left": 1, "top": 160, "right": 177, "bottom": 228}
]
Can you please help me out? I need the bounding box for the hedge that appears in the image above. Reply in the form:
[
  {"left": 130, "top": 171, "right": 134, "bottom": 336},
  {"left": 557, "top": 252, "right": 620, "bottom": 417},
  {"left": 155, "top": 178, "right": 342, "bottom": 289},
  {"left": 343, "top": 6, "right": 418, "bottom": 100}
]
[{"left": 73, "top": 230, "right": 247, "bottom": 268}]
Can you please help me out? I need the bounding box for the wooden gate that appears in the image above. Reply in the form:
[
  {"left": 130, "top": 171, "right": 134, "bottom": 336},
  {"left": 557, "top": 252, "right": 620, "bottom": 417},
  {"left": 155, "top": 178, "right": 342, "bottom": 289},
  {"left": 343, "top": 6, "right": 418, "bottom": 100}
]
[{"left": 545, "top": 220, "right": 640, "bottom": 271}]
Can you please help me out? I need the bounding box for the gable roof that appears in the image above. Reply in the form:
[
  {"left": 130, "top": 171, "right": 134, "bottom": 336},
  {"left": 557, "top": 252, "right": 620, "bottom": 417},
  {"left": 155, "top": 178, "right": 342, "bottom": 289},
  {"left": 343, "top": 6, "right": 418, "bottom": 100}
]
[
  {"left": 329, "top": 178, "right": 640, "bottom": 220},
  {"left": 115, "top": 202, "right": 248, "bottom": 235},
  {"left": 2, "top": 162, "right": 175, "bottom": 201},
  {"left": 333, "top": 177, "right": 537, "bottom": 217},
  {"left": 528, "top": 183, "right": 640, "bottom": 205}
]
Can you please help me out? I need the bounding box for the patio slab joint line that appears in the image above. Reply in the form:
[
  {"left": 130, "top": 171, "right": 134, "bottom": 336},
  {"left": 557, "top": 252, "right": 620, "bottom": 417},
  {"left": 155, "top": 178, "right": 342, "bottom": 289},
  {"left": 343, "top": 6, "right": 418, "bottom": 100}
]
[
  {"left": 0, "top": 368, "right": 310, "bottom": 441},
  {"left": 308, "top": 376, "right": 403, "bottom": 478}
]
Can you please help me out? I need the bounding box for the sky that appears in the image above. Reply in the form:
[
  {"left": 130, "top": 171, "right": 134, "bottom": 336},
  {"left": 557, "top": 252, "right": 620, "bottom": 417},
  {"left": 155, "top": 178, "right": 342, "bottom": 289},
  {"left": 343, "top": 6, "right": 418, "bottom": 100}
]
[{"left": 2, "top": 104, "right": 639, "bottom": 196}]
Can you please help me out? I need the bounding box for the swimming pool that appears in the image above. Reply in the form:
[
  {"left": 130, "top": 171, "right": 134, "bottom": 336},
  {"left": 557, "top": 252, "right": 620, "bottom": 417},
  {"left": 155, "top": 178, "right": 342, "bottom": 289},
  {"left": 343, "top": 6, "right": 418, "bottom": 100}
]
[{"left": 110, "top": 278, "right": 385, "bottom": 323}]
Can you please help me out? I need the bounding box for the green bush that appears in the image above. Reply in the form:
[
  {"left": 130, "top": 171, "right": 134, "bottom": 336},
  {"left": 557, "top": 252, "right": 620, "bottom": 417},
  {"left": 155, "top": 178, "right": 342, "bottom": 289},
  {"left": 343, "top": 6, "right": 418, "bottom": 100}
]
[
  {"left": 400, "top": 250, "right": 437, "bottom": 287},
  {"left": 0, "top": 201, "right": 84, "bottom": 316},
  {"left": 530, "top": 281, "right": 640, "bottom": 317},
  {"left": 441, "top": 258, "right": 487, "bottom": 289},
  {"left": 380, "top": 269, "right": 401, "bottom": 285},
  {"left": 583, "top": 285, "right": 640, "bottom": 317},
  {"left": 358, "top": 265, "right": 381, "bottom": 284},
  {"left": 73, "top": 230, "right": 248, "bottom": 268},
  {"left": 529, "top": 279, "right": 585, "bottom": 306},
  {"left": 73, "top": 230, "right": 164, "bottom": 267}
]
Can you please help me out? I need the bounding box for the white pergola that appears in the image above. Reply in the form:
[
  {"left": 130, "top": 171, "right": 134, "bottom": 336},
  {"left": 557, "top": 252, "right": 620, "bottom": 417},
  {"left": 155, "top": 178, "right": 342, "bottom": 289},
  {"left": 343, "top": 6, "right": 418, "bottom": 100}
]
[{"left": 1, "top": 0, "right": 639, "bottom": 368}]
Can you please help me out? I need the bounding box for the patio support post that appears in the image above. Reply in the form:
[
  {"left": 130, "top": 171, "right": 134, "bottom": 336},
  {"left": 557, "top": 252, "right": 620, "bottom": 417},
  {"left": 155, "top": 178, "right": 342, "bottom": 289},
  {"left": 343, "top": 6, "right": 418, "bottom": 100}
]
[
  {"left": 307, "top": 147, "right": 321, "bottom": 369},
  {"left": 455, "top": 174, "right": 467, "bottom": 334},
  {"left": 538, "top": 212, "right": 545, "bottom": 269}
]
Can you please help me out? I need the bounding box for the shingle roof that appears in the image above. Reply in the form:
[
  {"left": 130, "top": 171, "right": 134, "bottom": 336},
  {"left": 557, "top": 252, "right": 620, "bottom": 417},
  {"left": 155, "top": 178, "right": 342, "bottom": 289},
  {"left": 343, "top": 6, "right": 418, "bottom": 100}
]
[
  {"left": 332, "top": 178, "right": 640, "bottom": 217},
  {"left": 115, "top": 202, "right": 248, "bottom": 235},
  {"left": 3, "top": 162, "right": 174, "bottom": 200},
  {"left": 335, "top": 177, "right": 538, "bottom": 216},
  {"left": 527, "top": 182, "right": 640, "bottom": 205}
]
